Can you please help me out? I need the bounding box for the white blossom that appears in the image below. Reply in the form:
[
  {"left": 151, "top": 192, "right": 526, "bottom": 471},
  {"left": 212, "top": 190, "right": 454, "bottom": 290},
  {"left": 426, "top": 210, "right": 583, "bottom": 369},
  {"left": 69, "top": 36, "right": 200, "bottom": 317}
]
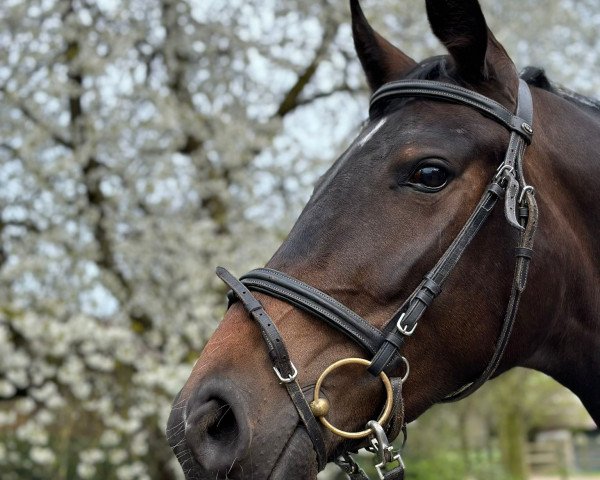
[
  {"left": 30, "top": 447, "right": 56, "bottom": 466},
  {"left": 80, "top": 449, "right": 105, "bottom": 464},
  {"left": 0, "top": 0, "right": 598, "bottom": 478},
  {"left": 116, "top": 462, "right": 150, "bottom": 480},
  {"left": 77, "top": 463, "right": 96, "bottom": 479},
  {"left": 0, "top": 381, "right": 16, "bottom": 398},
  {"left": 109, "top": 449, "right": 128, "bottom": 465},
  {"left": 99, "top": 429, "right": 120, "bottom": 447}
]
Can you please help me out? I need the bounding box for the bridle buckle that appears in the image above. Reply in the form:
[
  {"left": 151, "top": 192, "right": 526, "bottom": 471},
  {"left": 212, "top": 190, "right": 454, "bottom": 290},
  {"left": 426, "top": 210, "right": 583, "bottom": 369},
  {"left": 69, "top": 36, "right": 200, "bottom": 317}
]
[
  {"left": 273, "top": 363, "right": 298, "bottom": 383},
  {"left": 494, "top": 163, "right": 515, "bottom": 182},
  {"left": 396, "top": 312, "right": 417, "bottom": 336},
  {"left": 518, "top": 185, "right": 535, "bottom": 205}
]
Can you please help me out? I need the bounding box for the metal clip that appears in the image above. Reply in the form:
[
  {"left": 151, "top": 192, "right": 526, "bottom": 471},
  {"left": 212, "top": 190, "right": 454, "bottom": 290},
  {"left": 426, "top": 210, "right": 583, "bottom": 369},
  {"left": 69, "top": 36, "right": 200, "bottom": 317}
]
[
  {"left": 273, "top": 362, "right": 298, "bottom": 383},
  {"left": 335, "top": 453, "right": 361, "bottom": 475},
  {"left": 366, "top": 421, "right": 404, "bottom": 480}
]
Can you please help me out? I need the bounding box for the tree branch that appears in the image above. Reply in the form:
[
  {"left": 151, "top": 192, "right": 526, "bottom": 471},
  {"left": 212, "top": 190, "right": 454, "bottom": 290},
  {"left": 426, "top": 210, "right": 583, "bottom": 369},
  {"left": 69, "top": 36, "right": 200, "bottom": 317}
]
[
  {"left": 293, "top": 83, "right": 363, "bottom": 109},
  {"left": 274, "top": 20, "right": 339, "bottom": 118},
  {"left": 62, "top": 30, "right": 132, "bottom": 302},
  {"left": 1, "top": 87, "right": 73, "bottom": 149}
]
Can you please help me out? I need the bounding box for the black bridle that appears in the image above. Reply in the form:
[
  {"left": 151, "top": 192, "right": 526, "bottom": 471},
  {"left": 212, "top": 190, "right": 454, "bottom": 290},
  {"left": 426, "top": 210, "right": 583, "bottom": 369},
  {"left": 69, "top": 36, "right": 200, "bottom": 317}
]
[{"left": 216, "top": 78, "right": 538, "bottom": 479}]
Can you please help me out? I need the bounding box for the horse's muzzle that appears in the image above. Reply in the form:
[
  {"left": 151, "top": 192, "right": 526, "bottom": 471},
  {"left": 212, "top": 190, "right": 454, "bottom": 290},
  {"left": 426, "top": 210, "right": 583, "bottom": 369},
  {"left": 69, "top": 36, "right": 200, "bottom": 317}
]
[{"left": 167, "top": 376, "right": 252, "bottom": 478}]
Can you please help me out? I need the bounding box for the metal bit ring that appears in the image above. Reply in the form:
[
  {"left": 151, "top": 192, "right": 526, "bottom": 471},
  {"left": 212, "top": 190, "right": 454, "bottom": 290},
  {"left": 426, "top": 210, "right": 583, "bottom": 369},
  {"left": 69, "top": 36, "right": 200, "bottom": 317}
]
[{"left": 309, "top": 357, "right": 394, "bottom": 439}]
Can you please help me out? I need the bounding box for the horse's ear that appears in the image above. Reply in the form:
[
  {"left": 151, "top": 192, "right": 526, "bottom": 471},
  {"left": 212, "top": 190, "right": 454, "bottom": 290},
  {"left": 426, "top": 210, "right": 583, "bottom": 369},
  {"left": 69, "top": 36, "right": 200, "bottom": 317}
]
[
  {"left": 425, "top": 0, "right": 517, "bottom": 87},
  {"left": 351, "top": 0, "right": 416, "bottom": 91}
]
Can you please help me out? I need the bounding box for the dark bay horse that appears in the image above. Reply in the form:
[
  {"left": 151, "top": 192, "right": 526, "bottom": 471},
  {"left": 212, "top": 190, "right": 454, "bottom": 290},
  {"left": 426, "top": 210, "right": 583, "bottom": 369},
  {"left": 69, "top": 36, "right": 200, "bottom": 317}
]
[{"left": 168, "top": 0, "right": 600, "bottom": 478}]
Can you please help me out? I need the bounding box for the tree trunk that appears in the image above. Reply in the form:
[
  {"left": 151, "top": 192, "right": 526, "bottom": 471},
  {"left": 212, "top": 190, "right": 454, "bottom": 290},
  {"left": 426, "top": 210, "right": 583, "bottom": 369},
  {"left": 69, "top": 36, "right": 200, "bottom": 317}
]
[
  {"left": 498, "top": 407, "right": 528, "bottom": 480},
  {"left": 458, "top": 408, "right": 472, "bottom": 473}
]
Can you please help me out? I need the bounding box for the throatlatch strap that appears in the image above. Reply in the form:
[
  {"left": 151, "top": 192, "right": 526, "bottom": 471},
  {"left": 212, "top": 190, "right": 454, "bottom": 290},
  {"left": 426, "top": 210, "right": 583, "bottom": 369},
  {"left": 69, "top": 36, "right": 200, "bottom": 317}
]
[
  {"left": 368, "top": 179, "right": 506, "bottom": 375},
  {"left": 441, "top": 190, "right": 538, "bottom": 402},
  {"left": 216, "top": 267, "right": 327, "bottom": 470}
]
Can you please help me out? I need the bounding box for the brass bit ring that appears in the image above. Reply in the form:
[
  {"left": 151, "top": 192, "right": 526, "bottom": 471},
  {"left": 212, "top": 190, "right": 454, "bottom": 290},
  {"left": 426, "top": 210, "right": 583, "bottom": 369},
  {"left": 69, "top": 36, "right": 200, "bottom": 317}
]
[{"left": 309, "top": 357, "right": 393, "bottom": 439}]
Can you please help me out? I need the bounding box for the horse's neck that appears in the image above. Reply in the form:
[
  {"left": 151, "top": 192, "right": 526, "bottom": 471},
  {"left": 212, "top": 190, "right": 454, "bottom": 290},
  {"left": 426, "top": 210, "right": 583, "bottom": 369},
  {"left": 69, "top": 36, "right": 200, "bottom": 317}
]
[{"left": 522, "top": 87, "right": 600, "bottom": 425}]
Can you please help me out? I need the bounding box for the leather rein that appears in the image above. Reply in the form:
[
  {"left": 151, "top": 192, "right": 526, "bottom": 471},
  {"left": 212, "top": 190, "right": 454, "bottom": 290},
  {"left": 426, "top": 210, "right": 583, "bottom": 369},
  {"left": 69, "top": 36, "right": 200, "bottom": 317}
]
[{"left": 216, "top": 78, "right": 538, "bottom": 479}]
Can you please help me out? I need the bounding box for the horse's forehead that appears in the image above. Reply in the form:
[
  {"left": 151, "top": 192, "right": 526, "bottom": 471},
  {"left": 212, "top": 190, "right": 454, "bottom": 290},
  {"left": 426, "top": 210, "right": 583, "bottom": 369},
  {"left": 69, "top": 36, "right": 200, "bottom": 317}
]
[
  {"left": 363, "top": 103, "right": 485, "bottom": 148},
  {"left": 311, "top": 102, "right": 500, "bottom": 204},
  {"left": 347, "top": 106, "right": 479, "bottom": 162},
  {"left": 357, "top": 117, "right": 388, "bottom": 148}
]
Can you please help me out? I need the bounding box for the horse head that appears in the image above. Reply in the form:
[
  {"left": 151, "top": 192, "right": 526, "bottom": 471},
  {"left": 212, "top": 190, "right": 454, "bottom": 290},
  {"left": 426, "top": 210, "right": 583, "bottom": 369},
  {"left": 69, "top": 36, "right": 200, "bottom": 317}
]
[{"left": 168, "top": 0, "right": 600, "bottom": 478}]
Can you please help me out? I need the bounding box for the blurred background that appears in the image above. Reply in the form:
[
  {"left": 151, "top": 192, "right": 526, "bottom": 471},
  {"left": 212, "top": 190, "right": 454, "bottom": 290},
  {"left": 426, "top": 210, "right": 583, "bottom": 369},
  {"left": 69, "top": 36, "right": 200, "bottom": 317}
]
[{"left": 1, "top": 0, "right": 599, "bottom": 479}]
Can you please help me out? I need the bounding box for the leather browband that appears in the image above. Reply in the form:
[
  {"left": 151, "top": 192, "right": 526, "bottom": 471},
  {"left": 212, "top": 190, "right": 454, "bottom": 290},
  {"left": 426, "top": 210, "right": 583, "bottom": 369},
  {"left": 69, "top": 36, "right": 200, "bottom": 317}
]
[{"left": 369, "top": 79, "right": 533, "bottom": 143}]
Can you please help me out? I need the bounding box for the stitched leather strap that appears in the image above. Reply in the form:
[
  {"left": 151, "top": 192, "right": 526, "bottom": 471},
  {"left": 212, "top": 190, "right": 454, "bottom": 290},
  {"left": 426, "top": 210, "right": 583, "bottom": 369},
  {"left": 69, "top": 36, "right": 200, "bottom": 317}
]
[
  {"left": 240, "top": 268, "right": 384, "bottom": 355},
  {"left": 368, "top": 79, "right": 535, "bottom": 377},
  {"left": 441, "top": 191, "right": 538, "bottom": 401},
  {"left": 368, "top": 180, "right": 505, "bottom": 375},
  {"left": 217, "top": 267, "right": 295, "bottom": 378},
  {"left": 216, "top": 267, "right": 327, "bottom": 470},
  {"left": 370, "top": 79, "right": 533, "bottom": 143},
  {"left": 383, "top": 377, "right": 405, "bottom": 447},
  {"left": 282, "top": 379, "right": 328, "bottom": 469}
]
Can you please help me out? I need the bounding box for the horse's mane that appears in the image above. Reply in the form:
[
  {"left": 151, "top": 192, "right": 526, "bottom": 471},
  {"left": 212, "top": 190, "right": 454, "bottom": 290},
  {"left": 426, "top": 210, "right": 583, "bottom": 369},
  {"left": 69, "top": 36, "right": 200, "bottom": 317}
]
[
  {"left": 520, "top": 66, "right": 600, "bottom": 116},
  {"left": 403, "top": 56, "right": 600, "bottom": 117}
]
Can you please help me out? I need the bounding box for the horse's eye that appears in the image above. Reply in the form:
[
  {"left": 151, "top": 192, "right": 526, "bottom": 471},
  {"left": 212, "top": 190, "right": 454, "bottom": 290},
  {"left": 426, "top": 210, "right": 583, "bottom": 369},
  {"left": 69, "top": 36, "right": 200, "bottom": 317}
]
[{"left": 409, "top": 165, "right": 449, "bottom": 191}]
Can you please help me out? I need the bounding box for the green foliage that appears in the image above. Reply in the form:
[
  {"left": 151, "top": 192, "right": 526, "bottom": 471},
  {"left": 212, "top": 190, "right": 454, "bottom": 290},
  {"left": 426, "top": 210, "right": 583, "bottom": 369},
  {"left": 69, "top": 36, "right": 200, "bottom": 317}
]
[
  {"left": 334, "top": 446, "right": 511, "bottom": 480},
  {"left": 404, "top": 452, "right": 468, "bottom": 480}
]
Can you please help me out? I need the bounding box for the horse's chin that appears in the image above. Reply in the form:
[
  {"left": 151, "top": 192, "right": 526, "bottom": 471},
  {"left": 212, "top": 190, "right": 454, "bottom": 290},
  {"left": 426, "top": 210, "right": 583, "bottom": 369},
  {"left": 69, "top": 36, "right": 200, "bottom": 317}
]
[{"left": 268, "top": 426, "right": 319, "bottom": 480}]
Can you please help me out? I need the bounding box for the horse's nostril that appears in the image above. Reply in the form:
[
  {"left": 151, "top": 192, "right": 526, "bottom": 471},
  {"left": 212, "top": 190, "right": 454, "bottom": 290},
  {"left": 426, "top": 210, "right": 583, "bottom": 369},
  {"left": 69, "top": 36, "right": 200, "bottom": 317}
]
[
  {"left": 206, "top": 399, "right": 238, "bottom": 442},
  {"left": 184, "top": 378, "right": 251, "bottom": 474}
]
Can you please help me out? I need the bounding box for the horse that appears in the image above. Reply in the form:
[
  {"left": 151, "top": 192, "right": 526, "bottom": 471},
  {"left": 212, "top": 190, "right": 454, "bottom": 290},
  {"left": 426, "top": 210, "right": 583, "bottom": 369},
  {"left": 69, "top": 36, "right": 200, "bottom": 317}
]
[{"left": 167, "top": 0, "right": 600, "bottom": 478}]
